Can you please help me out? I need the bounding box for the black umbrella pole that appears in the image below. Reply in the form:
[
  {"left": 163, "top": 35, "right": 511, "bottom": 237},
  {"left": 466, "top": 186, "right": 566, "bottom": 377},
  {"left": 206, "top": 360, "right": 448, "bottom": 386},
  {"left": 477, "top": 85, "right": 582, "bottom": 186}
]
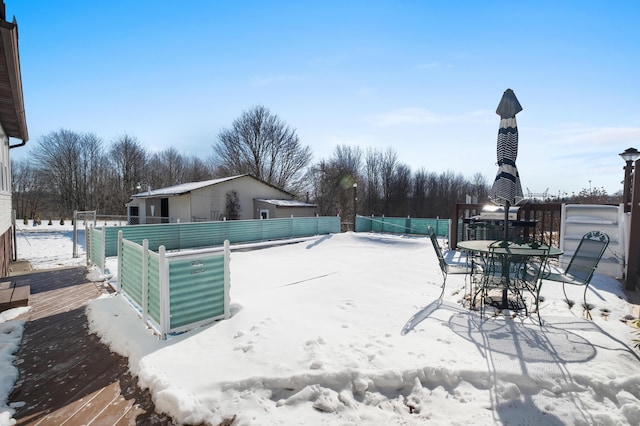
[
  {"left": 504, "top": 201, "right": 510, "bottom": 243},
  {"left": 502, "top": 200, "right": 510, "bottom": 309}
]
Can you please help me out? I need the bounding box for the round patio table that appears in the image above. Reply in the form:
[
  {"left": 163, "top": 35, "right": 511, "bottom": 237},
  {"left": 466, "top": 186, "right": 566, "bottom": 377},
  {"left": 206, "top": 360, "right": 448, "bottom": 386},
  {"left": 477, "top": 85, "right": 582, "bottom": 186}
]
[
  {"left": 457, "top": 240, "right": 563, "bottom": 257},
  {"left": 457, "top": 240, "right": 563, "bottom": 311}
]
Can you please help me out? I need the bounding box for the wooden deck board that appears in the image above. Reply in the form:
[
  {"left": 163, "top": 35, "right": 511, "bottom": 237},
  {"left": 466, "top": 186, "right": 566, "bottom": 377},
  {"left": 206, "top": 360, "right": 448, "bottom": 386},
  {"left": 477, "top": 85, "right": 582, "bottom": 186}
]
[{"left": 6, "top": 266, "right": 199, "bottom": 426}]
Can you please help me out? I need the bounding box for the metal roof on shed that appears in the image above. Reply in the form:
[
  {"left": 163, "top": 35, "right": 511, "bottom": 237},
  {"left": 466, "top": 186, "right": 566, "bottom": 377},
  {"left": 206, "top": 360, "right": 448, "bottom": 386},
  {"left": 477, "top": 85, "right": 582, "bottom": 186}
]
[
  {"left": 132, "top": 175, "right": 247, "bottom": 198},
  {"left": 256, "top": 199, "right": 316, "bottom": 207}
]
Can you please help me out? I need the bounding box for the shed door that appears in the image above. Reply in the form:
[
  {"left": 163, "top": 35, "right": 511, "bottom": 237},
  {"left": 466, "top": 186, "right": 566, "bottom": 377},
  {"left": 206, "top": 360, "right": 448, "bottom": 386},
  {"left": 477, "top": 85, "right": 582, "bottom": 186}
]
[{"left": 161, "top": 198, "right": 169, "bottom": 223}]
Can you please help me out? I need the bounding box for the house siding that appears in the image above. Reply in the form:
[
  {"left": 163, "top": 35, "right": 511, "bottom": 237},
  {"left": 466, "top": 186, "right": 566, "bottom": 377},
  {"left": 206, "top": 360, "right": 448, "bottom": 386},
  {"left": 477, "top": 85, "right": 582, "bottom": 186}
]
[
  {"left": 276, "top": 206, "right": 317, "bottom": 218},
  {"left": 168, "top": 194, "right": 191, "bottom": 222},
  {"left": 129, "top": 175, "right": 299, "bottom": 223},
  {"left": 253, "top": 200, "right": 316, "bottom": 219},
  {"left": 1, "top": 130, "right": 11, "bottom": 276},
  {"left": 190, "top": 176, "right": 293, "bottom": 221},
  {"left": 0, "top": 192, "right": 10, "bottom": 234},
  {"left": 0, "top": 227, "right": 10, "bottom": 276},
  {"left": 190, "top": 186, "right": 223, "bottom": 221},
  {"left": 0, "top": 131, "right": 9, "bottom": 234}
]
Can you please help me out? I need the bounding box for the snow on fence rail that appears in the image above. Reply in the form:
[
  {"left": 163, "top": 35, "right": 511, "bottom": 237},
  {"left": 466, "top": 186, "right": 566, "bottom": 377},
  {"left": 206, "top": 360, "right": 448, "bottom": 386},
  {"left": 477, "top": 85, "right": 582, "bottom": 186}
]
[{"left": 117, "top": 231, "right": 230, "bottom": 339}]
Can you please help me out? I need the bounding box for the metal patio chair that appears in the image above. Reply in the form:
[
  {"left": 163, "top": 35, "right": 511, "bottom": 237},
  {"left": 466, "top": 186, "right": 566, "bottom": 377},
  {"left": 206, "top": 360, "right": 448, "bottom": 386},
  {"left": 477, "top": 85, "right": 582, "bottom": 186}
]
[
  {"left": 542, "top": 230, "right": 609, "bottom": 320},
  {"left": 428, "top": 226, "right": 473, "bottom": 299}
]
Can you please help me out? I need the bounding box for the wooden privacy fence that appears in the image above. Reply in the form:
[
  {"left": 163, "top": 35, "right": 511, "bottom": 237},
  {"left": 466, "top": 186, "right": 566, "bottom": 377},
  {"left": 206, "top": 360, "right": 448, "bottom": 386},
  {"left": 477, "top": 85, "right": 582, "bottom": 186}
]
[
  {"left": 117, "top": 232, "right": 230, "bottom": 339},
  {"left": 450, "top": 203, "right": 563, "bottom": 249}
]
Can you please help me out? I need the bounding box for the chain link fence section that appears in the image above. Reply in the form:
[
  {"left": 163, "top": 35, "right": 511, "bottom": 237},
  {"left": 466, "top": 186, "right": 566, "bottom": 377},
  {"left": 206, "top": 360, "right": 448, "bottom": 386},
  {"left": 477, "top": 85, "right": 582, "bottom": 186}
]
[
  {"left": 73, "top": 210, "right": 96, "bottom": 259},
  {"left": 72, "top": 212, "right": 133, "bottom": 259}
]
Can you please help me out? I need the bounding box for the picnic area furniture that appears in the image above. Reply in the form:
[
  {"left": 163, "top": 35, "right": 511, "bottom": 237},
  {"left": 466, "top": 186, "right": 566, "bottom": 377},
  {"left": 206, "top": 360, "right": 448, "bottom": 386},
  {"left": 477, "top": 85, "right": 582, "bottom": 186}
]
[
  {"left": 428, "top": 226, "right": 473, "bottom": 298},
  {"left": 542, "top": 230, "right": 610, "bottom": 320},
  {"left": 457, "top": 240, "right": 562, "bottom": 319}
]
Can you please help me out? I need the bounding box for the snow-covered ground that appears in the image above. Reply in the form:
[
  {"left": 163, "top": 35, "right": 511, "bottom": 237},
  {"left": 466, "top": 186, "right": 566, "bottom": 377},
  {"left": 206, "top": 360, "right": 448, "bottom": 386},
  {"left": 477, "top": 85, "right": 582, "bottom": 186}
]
[{"left": 3, "top": 225, "right": 640, "bottom": 425}]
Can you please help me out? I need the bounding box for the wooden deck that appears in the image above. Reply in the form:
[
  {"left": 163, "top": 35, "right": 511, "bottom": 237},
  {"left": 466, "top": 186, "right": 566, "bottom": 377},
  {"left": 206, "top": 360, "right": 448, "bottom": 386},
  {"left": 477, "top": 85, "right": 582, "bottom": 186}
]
[{"left": 6, "top": 265, "right": 196, "bottom": 425}]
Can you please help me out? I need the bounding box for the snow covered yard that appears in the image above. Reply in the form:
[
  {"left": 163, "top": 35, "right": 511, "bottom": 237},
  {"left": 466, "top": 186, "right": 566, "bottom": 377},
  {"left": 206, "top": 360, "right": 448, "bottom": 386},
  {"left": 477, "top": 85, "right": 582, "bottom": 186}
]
[
  {"left": 90, "top": 232, "right": 640, "bottom": 425},
  {"left": 12, "top": 221, "right": 92, "bottom": 269},
  {"left": 3, "top": 228, "right": 640, "bottom": 425}
]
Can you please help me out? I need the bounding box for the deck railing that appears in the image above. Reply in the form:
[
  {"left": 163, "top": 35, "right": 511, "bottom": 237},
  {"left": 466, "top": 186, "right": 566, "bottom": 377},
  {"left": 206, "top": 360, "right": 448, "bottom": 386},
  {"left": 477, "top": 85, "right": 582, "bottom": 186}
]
[{"left": 450, "top": 203, "right": 563, "bottom": 249}]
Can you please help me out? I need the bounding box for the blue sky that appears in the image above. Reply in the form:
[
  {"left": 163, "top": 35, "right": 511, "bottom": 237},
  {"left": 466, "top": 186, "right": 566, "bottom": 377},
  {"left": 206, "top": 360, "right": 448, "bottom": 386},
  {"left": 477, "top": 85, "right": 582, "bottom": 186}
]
[{"left": 8, "top": 0, "right": 640, "bottom": 197}]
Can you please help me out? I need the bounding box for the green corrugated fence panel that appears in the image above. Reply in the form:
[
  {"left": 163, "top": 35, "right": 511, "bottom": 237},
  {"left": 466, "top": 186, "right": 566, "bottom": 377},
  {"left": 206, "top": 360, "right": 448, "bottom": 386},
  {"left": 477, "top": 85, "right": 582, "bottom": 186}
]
[
  {"left": 121, "top": 242, "right": 144, "bottom": 306},
  {"left": 376, "top": 218, "right": 405, "bottom": 233},
  {"left": 292, "top": 216, "right": 339, "bottom": 236},
  {"left": 104, "top": 227, "right": 120, "bottom": 256},
  {"left": 261, "top": 218, "right": 294, "bottom": 240},
  {"left": 168, "top": 255, "right": 226, "bottom": 329},
  {"left": 105, "top": 217, "right": 341, "bottom": 259},
  {"left": 355, "top": 216, "right": 372, "bottom": 232},
  {"left": 292, "top": 217, "right": 316, "bottom": 237},
  {"left": 89, "top": 229, "right": 96, "bottom": 264},
  {"left": 317, "top": 217, "right": 340, "bottom": 234},
  {"left": 177, "top": 222, "right": 227, "bottom": 248},
  {"left": 89, "top": 228, "right": 104, "bottom": 269},
  {"left": 105, "top": 224, "right": 181, "bottom": 256},
  {"left": 147, "top": 253, "right": 161, "bottom": 324},
  {"left": 355, "top": 216, "right": 448, "bottom": 236},
  {"left": 226, "top": 220, "right": 263, "bottom": 243}
]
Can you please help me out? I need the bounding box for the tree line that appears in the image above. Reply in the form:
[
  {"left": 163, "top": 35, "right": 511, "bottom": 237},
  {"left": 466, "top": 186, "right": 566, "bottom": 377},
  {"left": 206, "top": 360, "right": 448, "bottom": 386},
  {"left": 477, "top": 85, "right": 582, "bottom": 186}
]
[{"left": 12, "top": 105, "right": 498, "bottom": 222}]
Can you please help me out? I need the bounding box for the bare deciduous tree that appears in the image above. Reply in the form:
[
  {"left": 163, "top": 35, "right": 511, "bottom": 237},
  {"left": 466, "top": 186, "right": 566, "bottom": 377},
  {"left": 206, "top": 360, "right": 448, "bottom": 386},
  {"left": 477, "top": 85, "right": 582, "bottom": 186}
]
[
  {"left": 110, "top": 134, "right": 148, "bottom": 212},
  {"left": 309, "top": 145, "right": 362, "bottom": 217},
  {"left": 148, "top": 147, "right": 186, "bottom": 189},
  {"left": 11, "top": 158, "right": 47, "bottom": 220},
  {"left": 213, "top": 105, "right": 312, "bottom": 192},
  {"left": 184, "top": 155, "right": 214, "bottom": 183},
  {"left": 33, "top": 129, "right": 106, "bottom": 216}
]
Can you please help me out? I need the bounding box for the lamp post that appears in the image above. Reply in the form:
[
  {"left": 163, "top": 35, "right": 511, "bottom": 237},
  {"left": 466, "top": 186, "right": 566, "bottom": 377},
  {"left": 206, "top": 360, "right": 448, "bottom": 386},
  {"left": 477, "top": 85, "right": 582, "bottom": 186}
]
[
  {"left": 353, "top": 182, "right": 358, "bottom": 232},
  {"left": 619, "top": 148, "right": 640, "bottom": 213}
]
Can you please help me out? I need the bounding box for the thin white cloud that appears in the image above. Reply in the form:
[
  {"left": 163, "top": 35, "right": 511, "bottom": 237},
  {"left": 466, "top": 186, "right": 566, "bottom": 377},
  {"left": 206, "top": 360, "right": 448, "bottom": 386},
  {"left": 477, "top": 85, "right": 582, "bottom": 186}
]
[
  {"left": 369, "top": 108, "right": 493, "bottom": 127},
  {"left": 529, "top": 124, "right": 640, "bottom": 154},
  {"left": 563, "top": 126, "right": 640, "bottom": 145}
]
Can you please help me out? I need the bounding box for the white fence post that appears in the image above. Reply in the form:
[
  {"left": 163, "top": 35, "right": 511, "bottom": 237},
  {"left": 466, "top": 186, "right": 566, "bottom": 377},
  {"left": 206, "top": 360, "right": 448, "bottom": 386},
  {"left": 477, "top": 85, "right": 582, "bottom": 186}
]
[
  {"left": 73, "top": 210, "right": 78, "bottom": 258},
  {"left": 102, "top": 226, "right": 107, "bottom": 271},
  {"left": 116, "top": 230, "right": 123, "bottom": 293},
  {"left": 224, "top": 239, "right": 231, "bottom": 319},
  {"left": 142, "top": 239, "right": 149, "bottom": 325},
  {"left": 159, "top": 245, "right": 170, "bottom": 340},
  {"left": 86, "top": 224, "right": 92, "bottom": 267}
]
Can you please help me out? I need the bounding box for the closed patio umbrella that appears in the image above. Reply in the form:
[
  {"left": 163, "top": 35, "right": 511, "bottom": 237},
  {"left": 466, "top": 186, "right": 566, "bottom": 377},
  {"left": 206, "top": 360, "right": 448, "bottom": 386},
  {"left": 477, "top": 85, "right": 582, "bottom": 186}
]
[
  {"left": 489, "top": 88, "right": 524, "bottom": 241},
  {"left": 488, "top": 88, "right": 524, "bottom": 310}
]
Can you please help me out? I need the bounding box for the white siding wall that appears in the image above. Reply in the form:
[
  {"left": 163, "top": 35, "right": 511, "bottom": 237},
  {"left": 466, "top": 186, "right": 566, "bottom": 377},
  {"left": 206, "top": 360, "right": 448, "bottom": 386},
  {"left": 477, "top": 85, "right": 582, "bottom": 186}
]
[
  {"left": 0, "top": 194, "right": 10, "bottom": 234},
  {"left": 191, "top": 176, "right": 293, "bottom": 220},
  {"left": 0, "top": 129, "right": 10, "bottom": 234},
  {"left": 190, "top": 186, "right": 221, "bottom": 221},
  {"left": 168, "top": 194, "right": 191, "bottom": 222}
]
